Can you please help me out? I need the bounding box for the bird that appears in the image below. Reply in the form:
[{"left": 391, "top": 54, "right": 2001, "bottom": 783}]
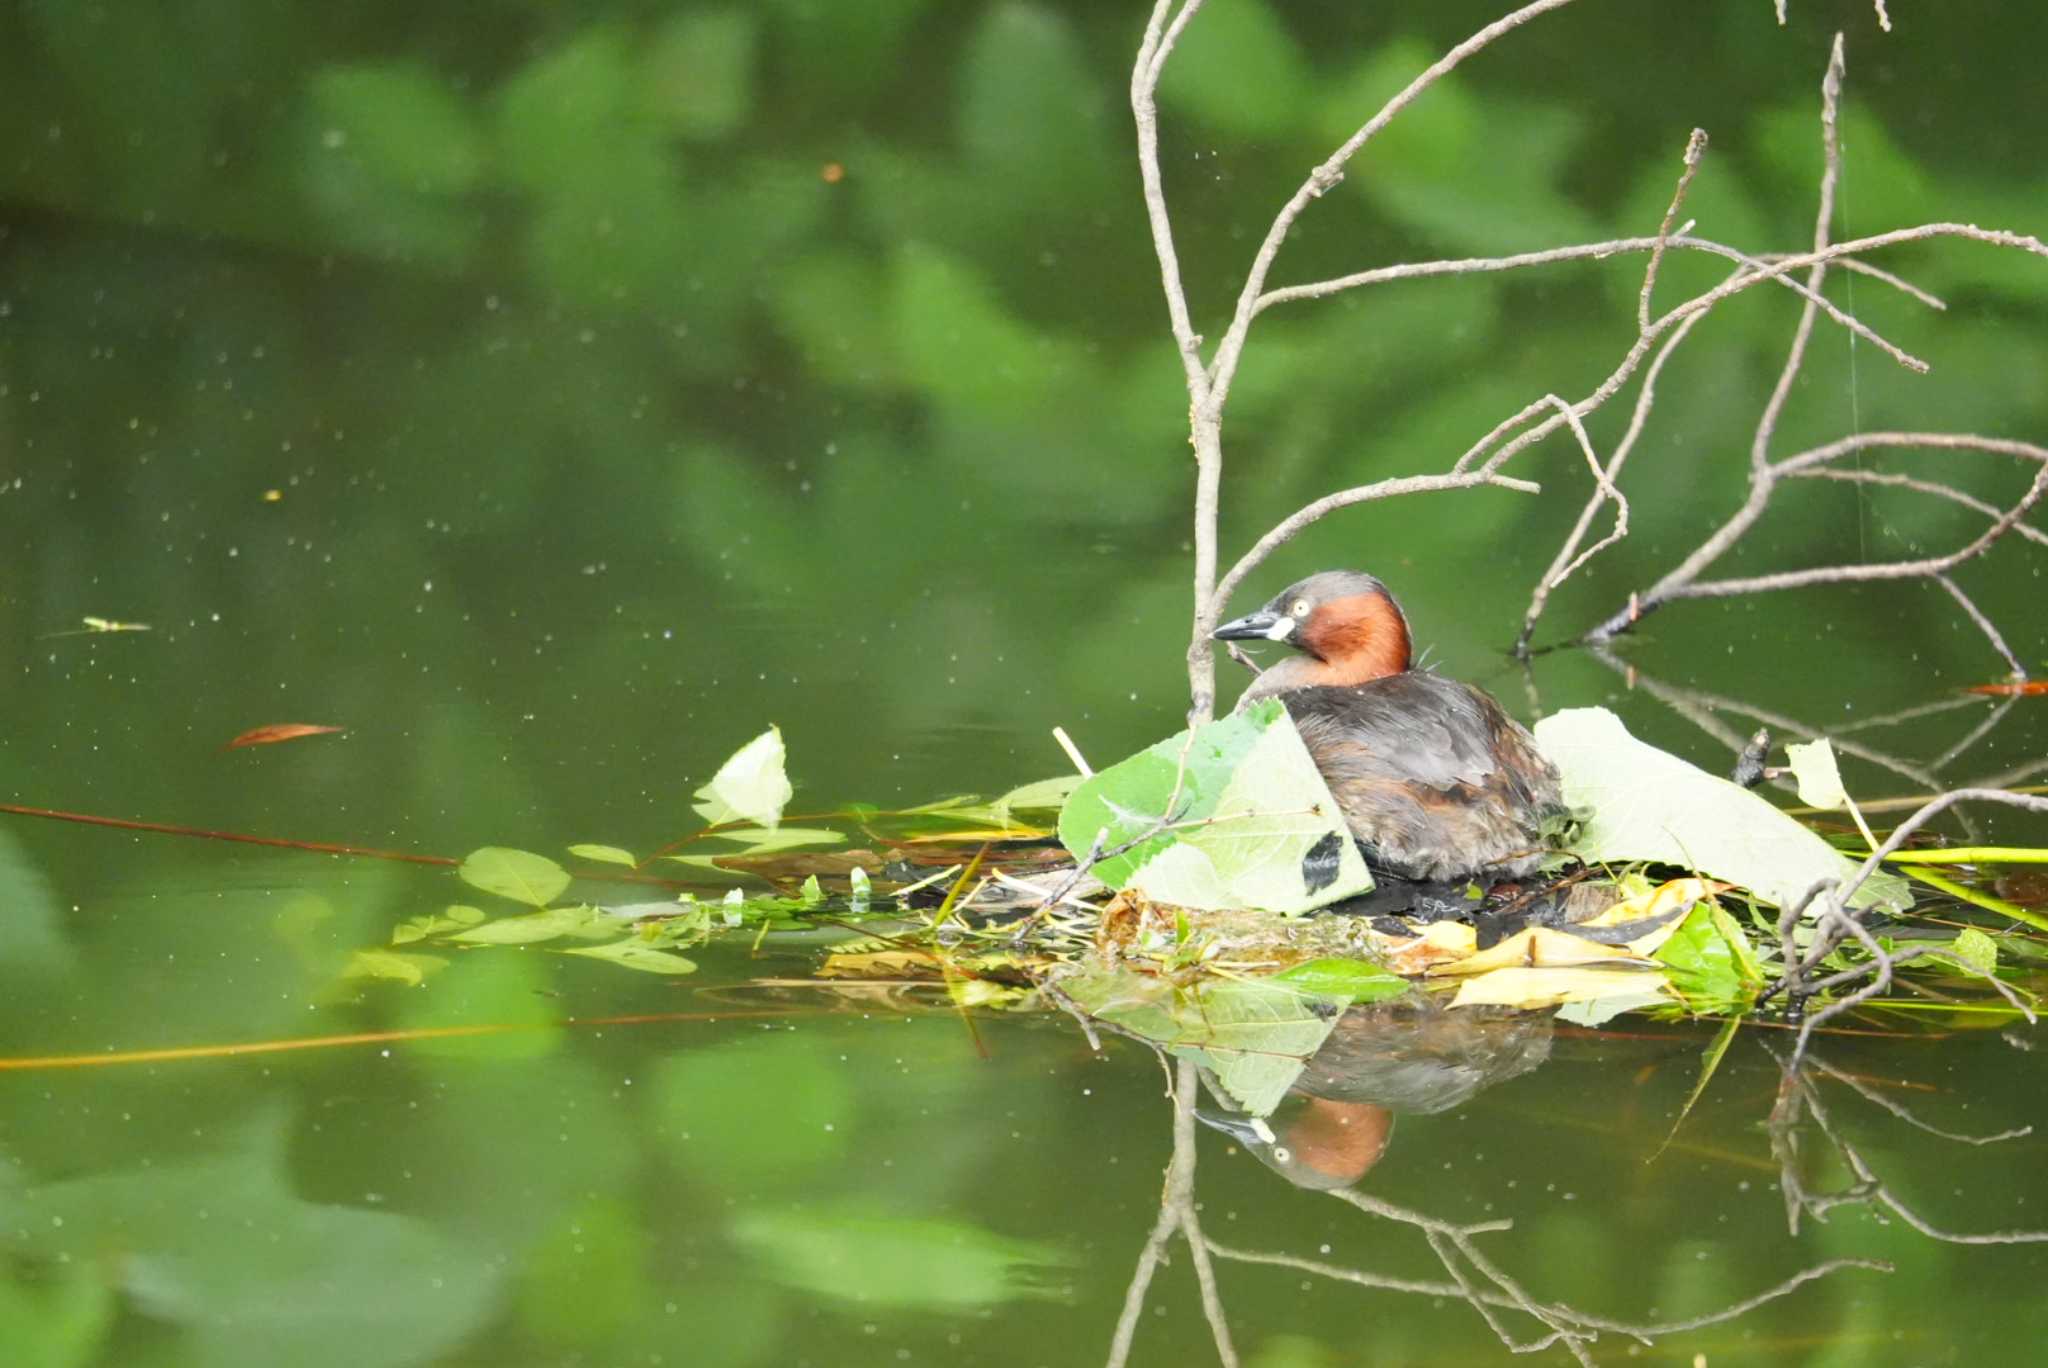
[{"left": 1212, "top": 569, "right": 1569, "bottom": 885}]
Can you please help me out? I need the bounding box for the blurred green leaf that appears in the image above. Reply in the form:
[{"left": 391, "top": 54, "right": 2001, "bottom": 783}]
[
  {"left": 891, "top": 244, "right": 1090, "bottom": 416},
  {"left": 515, "top": 1197, "right": 652, "bottom": 1351},
  {"left": 396, "top": 951, "right": 564, "bottom": 1060},
  {"left": 731, "top": 1205, "right": 1068, "bottom": 1309},
  {"left": 452, "top": 904, "right": 615, "bottom": 944},
  {"left": 763, "top": 0, "right": 930, "bottom": 104},
  {"left": 0, "top": 1108, "right": 498, "bottom": 1368},
  {"left": 343, "top": 948, "right": 449, "bottom": 986},
  {"left": 306, "top": 64, "right": 486, "bottom": 196},
  {"left": 561, "top": 940, "right": 698, "bottom": 974},
  {"left": 494, "top": 26, "right": 636, "bottom": 193},
  {"left": 958, "top": 4, "right": 1110, "bottom": 201},
  {"left": 522, "top": 138, "right": 693, "bottom": 314},
  {"left": 0, "top": 1258, "right": 114, "bottom": 1368},
  {"left": 639, "top": 9, "right": 758, "bottom": 141},
  {"left": 1158, "top": 0, "right": 1312, "bottom": 140},
  {"left": 768, "top": 249, "right": 904, "bottom": 389},
  {"left": 0, "top": 829, "right": 73, "bottom": 980},
  {"left": 459, "top": 847, "right": 572, "bottom": 906},
  {"left": 652, "top": 1034, "right": 855, "bottom": 1187},
  {"left": 1362, "top": 96, "right": 1597, "bottom": 254}
]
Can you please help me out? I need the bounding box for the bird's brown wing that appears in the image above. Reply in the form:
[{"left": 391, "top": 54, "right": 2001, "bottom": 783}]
[{"left": 1282, "top": 674, "right": 1565, "bottom": 881}]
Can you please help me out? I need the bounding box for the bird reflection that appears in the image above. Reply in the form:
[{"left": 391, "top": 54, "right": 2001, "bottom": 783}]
[{"left": 1198, "top": 995, "right": 1551, "bottom": 1190}]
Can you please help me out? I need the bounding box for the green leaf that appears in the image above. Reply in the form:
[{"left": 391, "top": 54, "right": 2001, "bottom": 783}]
[
  {"left": 562, "top": 940, "right": 699, "bottom": 975},
  {"left": 1784, "top": 738, "right": 1850, "bottom": 811},
  {"left": 1060, "top": 968, "right": 1342, "bottom": 1116},
  {"left": 1654, "top": 904, "right": 1755, "bottom": 1012},
  {"left": 731, "top": 1205, "right": 1068, "bottom": 1310},
  {"left": 1269, "top": 958, "right": 1410, "bottom": 1004},
  {"left": 1533, "top": 707, "right": 1911, "bottom": 913},
  {"left": 1056, "top": 699, "right": 1371, "bottom": 913},
  {"left": 391, "top": 904, "right": 489, "bottom": 944},
  {"left": 693, "top": 726, "right": 794, "bottom": 829},
  {"left": 990, "top": 774, "right": 1084, "bottom": 823},
  {"left": 661, "top": 826, "right": 845, "bottom": 869},
  {"left": 342, "top": 949, "right": 449, "bottom": 986},
  {"left": 569, "top": 844, "right": 638, "bottom": 867},
  {"left": 1945, "top": 928, "right": 1999, "bottom": 976},
  {"left": 459, "top": 847, "right": 572, "bottom": 906},
  {"left": 452, "top": 904, "right": 615, "bottom": 945}
]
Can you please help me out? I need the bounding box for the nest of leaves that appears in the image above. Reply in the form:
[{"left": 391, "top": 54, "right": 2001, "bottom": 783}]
[{"left": 348, "top": 719, "right": 2046, "bottom": 1113}]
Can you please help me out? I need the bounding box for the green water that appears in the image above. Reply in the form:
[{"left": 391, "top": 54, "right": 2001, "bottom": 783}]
[{"left": 4, "top": 3, "right": 2048, "bottom": 1365}]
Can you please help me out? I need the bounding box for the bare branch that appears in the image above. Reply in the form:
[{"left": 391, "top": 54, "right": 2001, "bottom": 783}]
[
  {"left": 1130, "top": 0, "right": 1210, "bottom": 398},
  {"left": 1632, "top": 456, "right": 2047, "bottom": 606},
  {"left": 1103, "top": 1053, "right": 1199, "bottom": 1368},
  {"left": 1211, "top": 469, "right": 1540, "bottom": 617},
  {"left": 1808, "top": 1055, "right": 2033, "bottom": 1145},
  {"left": 1933, "top": 574, "right": 2027, "bottom": 680},
  {"left": 1640, "top": 129, "right": 1710, "bottom": 330},
  {"left": 1585, "top": 433, "right": 2048, "bottom": 642},
  {"left": 1752, "top": 35, "right": 1845, "bottom": 479},
  {"left": 1795, "top": 467, "right": 2048, "bottom": 550},
  {"left": 1774, "top": 1057, "right": 2048, "bottom": 1246},
  {"left": 1517, "top": 312, "right": 1704, "bottom": 653},
  {"left": 1260, "top": 231, "right": 1942, "bottom": 367}
]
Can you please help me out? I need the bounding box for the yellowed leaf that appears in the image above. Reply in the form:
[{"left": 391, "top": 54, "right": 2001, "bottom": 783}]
[
  {"left": 1581, "top": 876, "right": 1726, "bottom": 927},
  {"left": 1381, "top": 920, "right": 1477, "bottom": 975},
  {"left": 1450, "top": 964, "right": 1673, "bottom": 1010},
  {"left": 1428, "top": 925, "right": 1639, "bottom": 978},
  {"left": 1579, "top": 875, "right": 1729, "bottom": 957}
]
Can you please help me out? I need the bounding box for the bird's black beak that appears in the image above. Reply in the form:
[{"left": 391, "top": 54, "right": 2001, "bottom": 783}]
[{"left": 1213, "top": 609, "right": 1292, "bottom": 643}]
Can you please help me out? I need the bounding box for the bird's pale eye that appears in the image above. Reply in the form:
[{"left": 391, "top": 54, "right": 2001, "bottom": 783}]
[{"left": 1290, "top": 599, "right": 1310, "bottom": 618}]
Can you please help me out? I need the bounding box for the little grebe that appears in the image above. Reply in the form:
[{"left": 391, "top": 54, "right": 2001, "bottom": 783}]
[{"left": 1213, "top": 570, "right": 1566, "bottom": 884}]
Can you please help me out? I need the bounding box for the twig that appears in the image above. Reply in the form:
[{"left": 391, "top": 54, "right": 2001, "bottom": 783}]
[
  {"left": 1808, "top": 1055, "right": 2034, "bottom": 1145},
  {"left": 1773, "top": 1053, "right": 2048, "bottom": 1245},
  {"left": 1751, "top": 36, "right": 1846, "bottom": 481},
  {"left": 1053, "top": 725, "right": 1094, "bottom": 778},
  {"left": 1795, "top": 467, "right": 2048, "bottom": 550},
  {"left": 1640, "top": 129, "right": 1710, "bottom": 330},
  {"left": 1932, "top": 574, "right": 2028, "bottom": 680},
  {"left": 1583, "top": 434, "right": 2048, "bottom": 644}
]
